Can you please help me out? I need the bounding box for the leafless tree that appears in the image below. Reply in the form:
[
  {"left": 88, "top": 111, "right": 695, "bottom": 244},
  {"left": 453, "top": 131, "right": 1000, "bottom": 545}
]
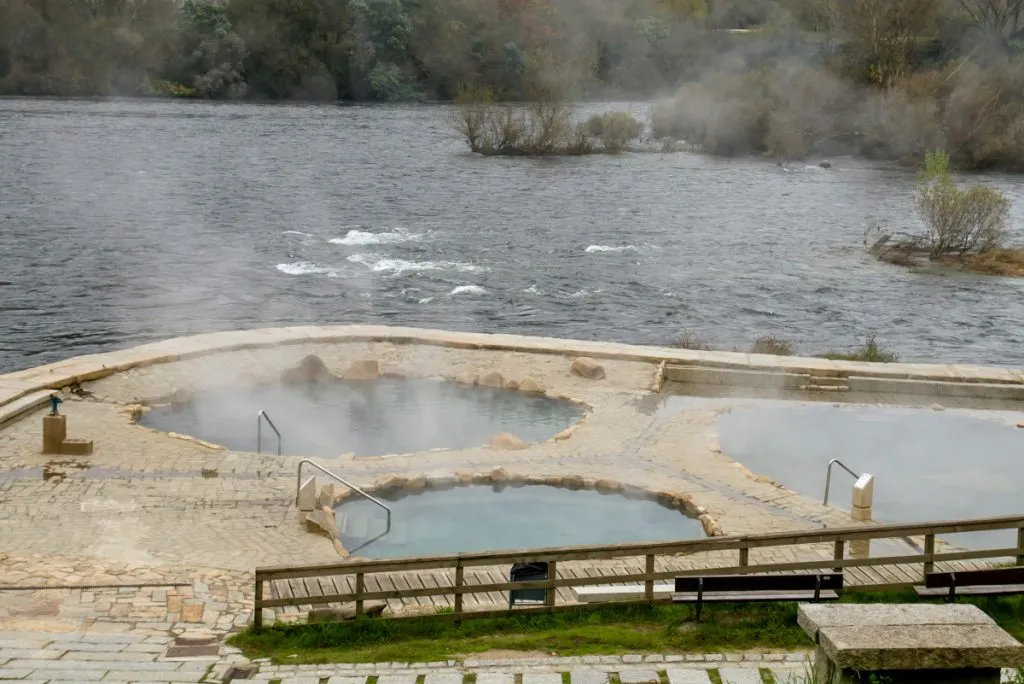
[
  {"left": 831, "top": 0, "right": 938, "bottom": 87},
  {"left": 954, "top": 0, "right": 1024, "bottom": 50}
]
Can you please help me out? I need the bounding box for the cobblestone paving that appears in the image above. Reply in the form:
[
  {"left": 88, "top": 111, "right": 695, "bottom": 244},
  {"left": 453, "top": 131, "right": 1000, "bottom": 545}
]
[{"left": 0, "top": 341, "right": 962, "bottom": 634}]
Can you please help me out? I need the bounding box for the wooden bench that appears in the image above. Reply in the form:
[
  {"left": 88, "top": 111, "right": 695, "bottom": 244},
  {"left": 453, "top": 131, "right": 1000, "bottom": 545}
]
[
  {"left": 673, "top": 573, "right": 843, "bottom": 621},
  {"left": 915, "top": 566, "right": 1024, "bottom": 601}
]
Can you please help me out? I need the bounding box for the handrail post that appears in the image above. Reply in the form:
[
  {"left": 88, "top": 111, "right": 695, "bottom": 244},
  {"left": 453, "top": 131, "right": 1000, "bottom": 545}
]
[
  {"left": 257, "top": 410, "right": 282, "bottom": 456},
  {"left": 739, "top": 545, "right": 749, "bottom": 569},
  {"left": 454, "top": 565, "right": 465, "bottom": 619},
  {"left": 254, "top": 577, "right": 263, "bottom": 632},
  {"left": 545, "top": 561, "right": 557, "bottom": 607},
  {"left": 355, "top": 573, "right": 365, "bottom": 617},
  {"left": 924, "top": 534, "right": 936, "bottom": 576},
  {"left": 823, "top": 458, "right": 860, "bottom": 505},
  {"left": 1017, "top": 527, "right": 1024, "bottom": 567},
  {"left": 833, "top": 540, "right": 845, "bottom": 573},
  {"left": 295, "top": 458, "right": 391, "bottom": 526},
  {"left": 645, "top": 555, "right": 655, "bottom": 601}
]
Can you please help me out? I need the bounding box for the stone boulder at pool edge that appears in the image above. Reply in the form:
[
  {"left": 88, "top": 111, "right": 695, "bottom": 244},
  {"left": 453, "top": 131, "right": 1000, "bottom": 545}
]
[
  {"left": 571, "top": 357, "right": 606, "bottom": 380},
  {"left": 489, "top": 432, "right": 527, "bottom": 450}
]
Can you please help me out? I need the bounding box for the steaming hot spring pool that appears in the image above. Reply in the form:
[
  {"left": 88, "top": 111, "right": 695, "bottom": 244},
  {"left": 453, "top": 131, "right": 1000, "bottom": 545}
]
[
  {"left": 676, "top": 396, "right": 1024, "bottom": 548},
  {"left": 335, "top": 485, "right": 705, "bottom": 557},
  {"left": 140, "top": 377, "right": 583, "bottom": 457}
]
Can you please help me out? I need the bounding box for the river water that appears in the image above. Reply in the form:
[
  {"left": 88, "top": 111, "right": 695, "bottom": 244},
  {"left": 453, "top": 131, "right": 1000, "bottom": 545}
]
[{"left": 2, "top": 97, "right": 1023, "bottom": 373}]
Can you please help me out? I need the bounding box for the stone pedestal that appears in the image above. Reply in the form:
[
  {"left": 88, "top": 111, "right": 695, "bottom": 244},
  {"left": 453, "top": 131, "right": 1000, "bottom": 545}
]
[
  {"left": 42, "top": 414, "right": 67, "bottom": 454},
  {"left": 297, "top": 477, "right": 317, "bottom": 512},
  {"left": 799, "top": 604, "right": 1024, "bottom": 684},
  {"left": 61, "top": 438, "right": 94, "bottom": 456}
]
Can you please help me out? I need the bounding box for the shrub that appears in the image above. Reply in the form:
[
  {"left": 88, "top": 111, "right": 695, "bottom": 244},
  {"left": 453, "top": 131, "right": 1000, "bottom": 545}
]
[
  {"left": 915, "top": 149, "right": 1011, "bottom": 257},
  {"left": 750, "top": 335, "right": 795, "bottom": 355},
  {"left": 598, "top": 111, "right": 644, "bottom": 153},
  {"left": 677, "top": 332, "right": 711, "bottom": 351},
  {"left": 582, "top": 114, "right": 604, "bottom": 136},
  {"left": 453, "top": 90, "right": 639, "bottom": 156}
]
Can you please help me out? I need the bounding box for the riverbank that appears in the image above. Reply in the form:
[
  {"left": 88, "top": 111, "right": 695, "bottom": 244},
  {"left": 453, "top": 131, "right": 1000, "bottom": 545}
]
[{"left": 872, "top": 245, "right": 1024, "bottom": 278}]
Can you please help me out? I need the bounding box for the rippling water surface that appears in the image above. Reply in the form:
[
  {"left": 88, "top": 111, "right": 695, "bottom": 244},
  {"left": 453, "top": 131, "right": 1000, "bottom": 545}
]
[{"left": 2, "top": 98, "right": 1024, "bottom": 372}]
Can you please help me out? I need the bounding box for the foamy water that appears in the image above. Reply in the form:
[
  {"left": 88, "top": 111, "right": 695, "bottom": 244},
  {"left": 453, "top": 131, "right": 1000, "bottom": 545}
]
[
  {"left": 346, "top": 253, "right": 483, "bottom": 274},
  {"left": 276, "top": 261, "right": 341, "bottom": 277},
  {"left": 329, "top": 228, "right": 423, "bottom": 246},
  {"left": 585, "top": 245, "right": 638, "bottom": 253},
  {"left": 449, "top": 285, "right": 487, "bottom": 296}
]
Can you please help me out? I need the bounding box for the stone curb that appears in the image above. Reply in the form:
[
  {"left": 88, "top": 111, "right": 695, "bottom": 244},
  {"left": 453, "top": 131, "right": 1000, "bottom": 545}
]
[{"left": 2, "top": 325, "right": 1023, "bottom": 415}]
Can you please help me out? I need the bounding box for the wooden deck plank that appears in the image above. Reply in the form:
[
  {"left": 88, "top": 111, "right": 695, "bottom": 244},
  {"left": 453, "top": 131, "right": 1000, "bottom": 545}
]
[
  {"left": 390, "top": 571, "right": 423, "bottom": 610},
  {"left": 479, "top": 567, "right": 508, "bottom": 607},
  {"left": 424, "top": 570, "right": 454, "bottom": 610}
]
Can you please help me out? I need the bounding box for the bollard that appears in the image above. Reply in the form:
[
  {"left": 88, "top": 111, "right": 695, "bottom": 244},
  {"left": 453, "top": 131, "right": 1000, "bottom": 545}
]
[{"left": 851, "top": 473, "right": 874, "bottom": 522}]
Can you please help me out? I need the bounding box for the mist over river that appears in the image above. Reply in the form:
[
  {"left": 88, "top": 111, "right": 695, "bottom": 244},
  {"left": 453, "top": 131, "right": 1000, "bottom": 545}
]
[{"left": 2, "top": 97, "right": 1024, "bottom": 373}]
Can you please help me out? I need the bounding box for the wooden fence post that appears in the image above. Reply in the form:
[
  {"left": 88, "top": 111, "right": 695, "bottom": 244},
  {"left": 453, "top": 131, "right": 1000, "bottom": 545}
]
[
  {"left": 739, "top": 545, "right": 749, "bottom": 569},
  {"left": 253, "top": 577, "right": 263, "bottom": 631},
  {"left": 1017, "top": 527, "right": 1024, "bottom": 567},
  {"left": 833, "top": 540, "right": 844, "bottom": 573},
  {"left": 545, "top": 561, "right": 558, "bottom": 607},
  {"left": 454, "top": 565, "right": 465, "bottom": 618},
  {"left": 923, "top": 534, "right": 935, "bottom": 576},
  {"left": 355, "top": 573, "right": 365, "bottom": 617},
  {"left": 645, "top": 555, "right": 655, "bottom": 601}
]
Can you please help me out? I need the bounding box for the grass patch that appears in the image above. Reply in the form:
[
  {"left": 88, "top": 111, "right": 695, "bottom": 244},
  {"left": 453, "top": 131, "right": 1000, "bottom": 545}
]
[
  {"left": 231, "top": 602, "right": 808, "bottom": 664},
  {"left": 230, "top": 590, "right": 1024, "bottom": 665},
  {"left": 948, "top": 248, "right": 1024, "bottom": 277},
  {"left": 820, "top": 336, "right": 898, "bottom": 363}
]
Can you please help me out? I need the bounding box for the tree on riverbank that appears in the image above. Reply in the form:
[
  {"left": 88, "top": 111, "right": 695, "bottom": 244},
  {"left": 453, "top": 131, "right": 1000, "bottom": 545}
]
[
  {"left": 3, "top": 0, "right": 1024, "bottom": 167},
  {"left": 870, "top": 149, "right": 1022, "bottom": 276},
  {"left": 452, "top": 86, "right": 644, "bottom": 155}
]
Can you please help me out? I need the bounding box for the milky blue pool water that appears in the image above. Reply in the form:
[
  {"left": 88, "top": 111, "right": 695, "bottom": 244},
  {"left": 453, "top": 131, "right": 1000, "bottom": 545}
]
[
  {"left": 335, "top": 485, "right": 704, "bottom": 557},
  {"left": 140, "top": 377, "right": 582, "bottom": 457}
]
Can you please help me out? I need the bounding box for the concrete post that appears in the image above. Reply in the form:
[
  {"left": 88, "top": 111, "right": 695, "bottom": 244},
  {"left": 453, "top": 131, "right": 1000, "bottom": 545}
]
[
  {"left": 851, "top": 473, "right": 874, "bottom": 522},
  {"left": 42, "top": 414, "right": 67, "bottom": 454},
  {"left": 297, "top": 477, "right": 317, "bottom": 512}
]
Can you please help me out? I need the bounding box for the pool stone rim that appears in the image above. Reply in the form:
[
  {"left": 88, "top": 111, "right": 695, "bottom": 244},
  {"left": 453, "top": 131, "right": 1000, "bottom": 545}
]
[
  {"left": 117, "top": 367, "right": 592, "bottom": 458},
  {"left": 306, "top": 466, "right": 722, "bottom": 559}
]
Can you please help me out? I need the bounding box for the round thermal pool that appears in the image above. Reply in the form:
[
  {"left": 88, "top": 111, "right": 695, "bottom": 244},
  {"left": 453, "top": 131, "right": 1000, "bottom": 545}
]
[
  {"left": 335, "top": 485, "right": 705, "bottom": 557},
  {"left": 139, "top": 377, "right": 583, "bottom": 457}
]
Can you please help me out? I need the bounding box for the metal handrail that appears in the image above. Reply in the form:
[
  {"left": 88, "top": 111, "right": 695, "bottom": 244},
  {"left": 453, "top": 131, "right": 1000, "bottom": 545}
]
[
  {"left": 257, "top": 410, "right": 281, "bottom": 456},
  {"left": 823, "top": 458, "right": 860, "bottom": 505},
  {"left": 296, "top": 458, "right": 392, "bottom": 539}
]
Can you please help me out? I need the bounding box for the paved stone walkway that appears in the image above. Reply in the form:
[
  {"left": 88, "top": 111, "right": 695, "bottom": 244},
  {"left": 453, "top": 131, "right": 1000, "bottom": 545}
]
[
  {"left": 1, "top": 342, "right": 945, "bottom": 630},
  {"left": 2, "top": 630, "right": 1021, "bottom": 684}
]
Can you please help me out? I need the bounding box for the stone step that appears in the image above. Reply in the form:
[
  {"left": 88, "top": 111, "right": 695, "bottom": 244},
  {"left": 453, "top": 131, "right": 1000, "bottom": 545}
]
[
  {"left": 800, "top": 384, "right": 850, "bottom": 392},
  {"left": 806, "top": 375, "right": 848, "bottom": 386},
  {"left": 0, "top": 390, "right": 52, "bottom": 428}
]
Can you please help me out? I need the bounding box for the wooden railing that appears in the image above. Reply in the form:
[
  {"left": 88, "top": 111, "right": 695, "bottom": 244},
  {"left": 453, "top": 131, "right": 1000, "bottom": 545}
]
[{"left": 253, "top": 513, "right": 1024, "bottom": 629}]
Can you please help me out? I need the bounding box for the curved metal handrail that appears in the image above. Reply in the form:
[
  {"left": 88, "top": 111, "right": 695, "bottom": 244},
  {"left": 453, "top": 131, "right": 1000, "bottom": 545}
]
[
  {"left": 823, "top": 458, "right": 859, "bottom": 505},
  {"left": 257, "top": 410, "right": 281, "bottom": 456},
  {"left": 296, "top": 458, "right": 392, "bottom": 539}
]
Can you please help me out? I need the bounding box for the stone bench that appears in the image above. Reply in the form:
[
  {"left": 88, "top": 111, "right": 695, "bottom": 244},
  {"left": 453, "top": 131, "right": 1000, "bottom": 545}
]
[{"left": 797, "top": 603, "right": 1024, "bottom": 684}]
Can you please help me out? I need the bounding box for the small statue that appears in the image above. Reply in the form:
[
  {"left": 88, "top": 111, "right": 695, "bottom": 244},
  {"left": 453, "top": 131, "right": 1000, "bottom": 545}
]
[{"left": 49, "top": 394, "right": 63, "bottom": 416}]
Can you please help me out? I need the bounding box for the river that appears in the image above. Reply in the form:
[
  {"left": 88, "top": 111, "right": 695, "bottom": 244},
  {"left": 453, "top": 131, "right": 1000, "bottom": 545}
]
[{"left": 1, "top": 97, "right": 1023, "bottom": 373}]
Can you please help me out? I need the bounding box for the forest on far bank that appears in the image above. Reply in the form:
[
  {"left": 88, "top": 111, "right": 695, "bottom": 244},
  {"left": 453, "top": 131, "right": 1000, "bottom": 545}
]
[{"left": 2, "top": 0, "right": 1023, "bottom": 169}]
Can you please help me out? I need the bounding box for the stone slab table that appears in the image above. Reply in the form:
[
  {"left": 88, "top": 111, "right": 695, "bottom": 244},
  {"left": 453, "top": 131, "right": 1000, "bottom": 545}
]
[{"left": 797, "top": 603, "right": 1024, "bottom": 684}]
